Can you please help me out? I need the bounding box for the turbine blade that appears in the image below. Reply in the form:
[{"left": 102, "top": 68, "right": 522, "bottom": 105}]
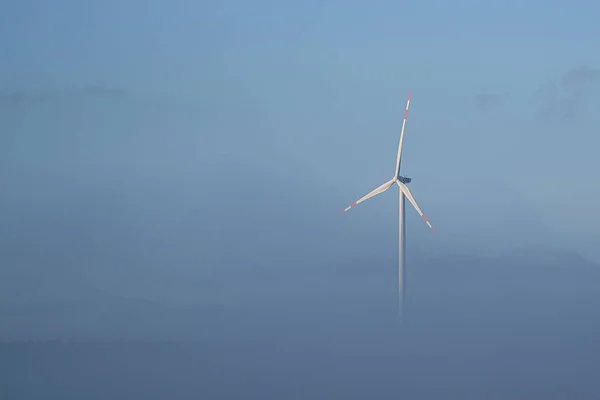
[
  {"left": 396, "top": 181, "right": 434, "bottom": 231},
  {"left": 394, "top": 92, "right": 411, "bottom": 178},
  {"left": 340, "top": 179, "right": 395, "bottom": 213}
]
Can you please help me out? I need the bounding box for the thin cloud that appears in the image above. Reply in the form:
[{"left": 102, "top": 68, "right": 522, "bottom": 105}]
[
  {"left": 78, "top": 86, "right": 127, "bottom": 98},
  {"left": 0, "top": 86, "right": 128, "bottom": 108},
  {"left": 535, "top": 66, "right": 599, "bottom": 122},
  {"left": 474, "top": 92, "right": 506, "bottom": 111}
]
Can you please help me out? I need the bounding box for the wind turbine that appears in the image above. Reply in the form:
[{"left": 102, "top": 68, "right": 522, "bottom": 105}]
[{"left": 340, "top": 92, "right": 434, "bottom": 315}]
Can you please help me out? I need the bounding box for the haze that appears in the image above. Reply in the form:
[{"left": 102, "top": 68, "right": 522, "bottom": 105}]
[{"left": 2, "top": 1, "right": 600, "bottom": 399}]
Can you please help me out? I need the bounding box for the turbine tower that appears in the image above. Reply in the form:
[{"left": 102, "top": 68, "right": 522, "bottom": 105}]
[{"left": 340, "top": 92, "right": 434, "bottom": 316}]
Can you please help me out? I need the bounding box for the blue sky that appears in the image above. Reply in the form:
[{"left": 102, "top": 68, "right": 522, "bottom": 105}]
[{"left": 1, "top": 0, "right": 600, "bottom": 261}]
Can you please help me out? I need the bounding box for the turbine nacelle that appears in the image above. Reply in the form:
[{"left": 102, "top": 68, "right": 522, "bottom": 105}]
[{"left": 397, "top": 175, "right": 411, "bottom": 184}]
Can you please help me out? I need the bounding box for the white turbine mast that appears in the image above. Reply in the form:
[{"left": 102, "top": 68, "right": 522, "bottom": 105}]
[{"left": 340, "top": 92, "right": 434, "bottom": 316}]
